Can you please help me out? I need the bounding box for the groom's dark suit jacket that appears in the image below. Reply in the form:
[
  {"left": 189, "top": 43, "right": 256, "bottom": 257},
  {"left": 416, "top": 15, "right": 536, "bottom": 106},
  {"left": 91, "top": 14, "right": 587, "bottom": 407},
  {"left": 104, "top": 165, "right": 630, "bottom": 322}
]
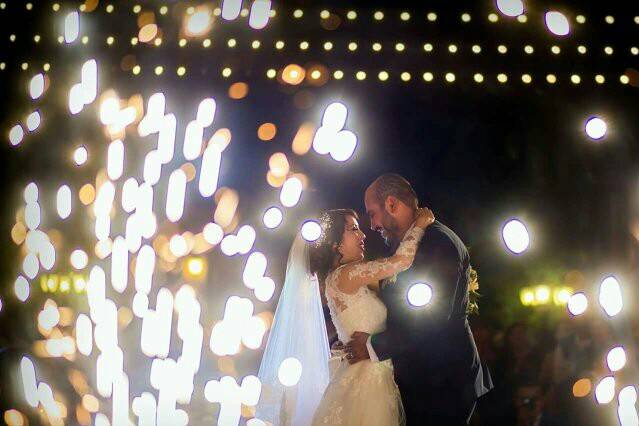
[{"left": 371, "top": 221, "right": 493, "bottom": 419}]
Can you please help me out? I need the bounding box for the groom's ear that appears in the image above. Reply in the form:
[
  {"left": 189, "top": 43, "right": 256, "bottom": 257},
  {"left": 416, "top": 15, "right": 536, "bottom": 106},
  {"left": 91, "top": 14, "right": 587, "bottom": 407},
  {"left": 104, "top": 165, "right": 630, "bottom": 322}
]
[{"left": 385, "top": 196, "right": 398, "bottom": 213}]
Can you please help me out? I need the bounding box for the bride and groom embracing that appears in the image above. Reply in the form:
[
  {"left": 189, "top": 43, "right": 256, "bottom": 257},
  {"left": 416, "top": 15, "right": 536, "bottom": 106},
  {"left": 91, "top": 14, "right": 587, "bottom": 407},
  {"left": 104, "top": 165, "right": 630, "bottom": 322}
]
[{"left": 256, "top": 174, "right": 493, "bottom": 425}]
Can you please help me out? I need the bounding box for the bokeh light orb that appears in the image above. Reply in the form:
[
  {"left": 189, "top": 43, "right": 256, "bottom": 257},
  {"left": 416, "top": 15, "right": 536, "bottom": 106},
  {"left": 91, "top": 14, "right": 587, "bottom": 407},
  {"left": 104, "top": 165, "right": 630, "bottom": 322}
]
[
  {"left": 599, "top": 275, "right": 623, "bottom": 317},
  {"left": 567, "top": 292, "right": 588, "bottom": 315},
  {"left": 14, "top": 276, "right": 30, "bottom": 302},
  {"left": 407, "top": 283, "right": 433, "bottom": 307},
  {"left": 594, "top": 376, "right": 616, "bottom": 404},
  {"left": 263, "top": 207, "right": 283, "bottom": 229},
  {"left": 606, "top": 346, "right": 626, "bottom": 372},
  {"left": 585, "top": 117, "right": 607, "bottom": 140},
  {"left": 545, "top": 11, "right": 570, "bottom": 36},
  {"left": 619, "top": 386, "right": 637, "bottom": 406},
  {"left": 74, "top": 146, "right": 88, "bottom": 165},
  {"left": 502, "top": 219, "right": 530, "bottom": 254},
  {"left": 185, "top": 8, "right": 212, "bottom": 36},
  {"left": 301, "top": 220, "right": 322, "bottom": 242},
  {"left": 496, "top": 0, "right": 524, "bottom": 17},
  {"left": 572, "top": 378, "right": 592, "bottom": 397},
  {"left": 278, "top": 357, "right": 303, "bottom": 387},
  {"left": 9, "top": 124, "right": 24, "bottom": 146}
]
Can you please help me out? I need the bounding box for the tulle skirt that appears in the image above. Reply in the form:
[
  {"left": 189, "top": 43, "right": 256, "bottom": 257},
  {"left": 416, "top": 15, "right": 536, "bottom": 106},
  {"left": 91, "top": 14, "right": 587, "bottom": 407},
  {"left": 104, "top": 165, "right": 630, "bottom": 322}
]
[{"left": 311, "top": 357, "right": 405, "bottom": 426}]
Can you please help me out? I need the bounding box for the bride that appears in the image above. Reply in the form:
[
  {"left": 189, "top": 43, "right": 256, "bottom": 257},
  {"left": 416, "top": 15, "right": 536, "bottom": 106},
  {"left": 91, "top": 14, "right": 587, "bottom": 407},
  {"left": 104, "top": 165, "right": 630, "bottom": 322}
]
[{"left": 256, "top": 207, "right": 434, "bottom": 425}]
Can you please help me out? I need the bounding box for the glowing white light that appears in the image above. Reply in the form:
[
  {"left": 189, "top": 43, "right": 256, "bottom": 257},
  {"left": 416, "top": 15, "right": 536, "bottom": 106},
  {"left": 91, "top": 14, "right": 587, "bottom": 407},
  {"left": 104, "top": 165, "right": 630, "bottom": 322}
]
[
  {"left": 69, "top": 83, "right": 83, "bottom": 114},
  {"left": 196, "top": 98, "right": 216, "bottom": 128},
  {"left": 157, "top": 114, "right": 176, "bottom": 163},
  {"left": 322, "top": 103, "right": 348, "bottom": 130},
  {"left": 70, "top": 249, "right": 89, "bottom": 269},
  {"left": 199, "top": 144, "right": 222, "bottom": 197},
  {"left": 619, "top": 386, "right": 638, "bottom": 406},
  {"left": 254, "top": 277, "right": 276, "bottom": 302},
  {"left": 9, "top": 124, "right": 25, "bottom": 146},
  {"left": 585, "top": 117, "right": 607, "bottom": 140},
  {"left": 220, "top": 234, "right": 239, "bottom": 256},
  {"left": 64, "top": 11, "right": 80, "bottom": 43},
  {"left": 73, "top": 146, "right": 88, "bottom": 165},
  {"left": 203, "top": 222, "right": 224, "bottom": 245},
  {"left": 95, "top": 413, "right": 109, "bottom": 426},
  {"left": 567, "top": 292, "right": 588, "bottom": 315},
  {"left": 407, "top": 283, "right": 433, "bottom": 307},
  {"left": 132, "top": 392, "right": 157, "bottom": 426},
  {"left": 605, "top": 346, "right": 627, "bottom": 372},
  {"left": 249, "top": 0, "right": 271, "bottom": 29},
  {"left": 301, "top": 220, "right": 322, "bottom": 242},
  {"left": 138, "top": 93, "right": 166, "bottom": 136},
  {"left": 599, "top": 276, "right": 623, "bottom": 317},
  {"left": 132, "top": 292, "right": 149, "bottom": 318},
  {"left": 80, "top": 59, "right": 98, "bottom": 105},
  {"left": 280, "top": 177, "right": 303, "bottom": 207},
  {"left": 20, "top": 356, "right": 39, "bottom": 407},
  {"left": 23, "top": 253, "right": 39, "bottom": 279},
  {"left": 183, "top": 120, "right": 204, "bottom": 160},
  {"left": 87, "top": 266, "right": 106, "bottom": 322},
  {"left": 496, "top": 0, "right": 524, "bottom": 17},
  {"left": 56, "top": 185, "right": 72, "bottom": 219},
  {"left": 242, "top": 317, "right": 267, "bottom": 349},
  {"left": 121, "top": 178, "right": 138, "bottom": 213},
  {"left": 278, "top": 357, "right": 303, "bottom": 387},
  {"left": 166, "top": 169, "right": 187, "bottom": 222},
  {"left": 38, "top": 304, "right": 60, "bottom": 330},
  {"left": 545, "top": 11, "right": 570, "bottom": 36},
  {"left": 107, "top": 139, "right": 125, "bottom": 180},
  {"left": 263, "top": 206, "right": 283, "bottom": 229},
  {"left": 143, "top": 150, "right": 162, "bottom": 185},
  {"left": 595, "top": 376, "right": 616, "bottom": 404},
  {"left": 95, "top": 214, "right": 111, "bottom": 241},
  {"left": 141, "top": 288, "right": 173, "bottom": 358},
  {"left": 135, "top": 245, "right": 155, "bottom": 295},
  {"left": 222, "top": 0, "right": 242, "bottom": 20},
  {"left": 94, "top": 181, "right": 115, "bottom": 216},
  {"left": 24, "top": 182, "right": 38, "bottom": 203},
  {"left": 235, "top": 225, "right": 255, "bottom": 255},
  {"left": 186, "top": 9, "right": 212, "bottom": 36},
  {"left": 502, "top": 219, "right": 530, "bottom": 254},
  {"left": 29, "top": 73, "right": 45, "bottom": 99},
  {"left": 76, "top": 313, "right": 93, "bottom": 356},
  {"left": 38, "top": 383, "right": 60, "bottom": 419},
  {"left": 111, "top": 236, "right": 129, "bottom": 293},
  {"left": 26, "top": 111, "right": 41, "bottom": 132},
  {"left": 329, "top": 130, "right": 358, "bottom": 162},
  {"left": 170, "top": 234, "right": 188, "bottom": 257},
  {"left": 100, "top": 96, "right": 120, "bottom": 126},
  {"left": 243, "top": 252, "right": 267, "bottom": 289},
  {"left": 24, "top": 202, "right": 41, "bottom": 230},
  {"left": 15, "top": 276, "right": 30, "bottom": 302},
  {"left": 112, "top": 373, "right": 130, "bottom": 426}
]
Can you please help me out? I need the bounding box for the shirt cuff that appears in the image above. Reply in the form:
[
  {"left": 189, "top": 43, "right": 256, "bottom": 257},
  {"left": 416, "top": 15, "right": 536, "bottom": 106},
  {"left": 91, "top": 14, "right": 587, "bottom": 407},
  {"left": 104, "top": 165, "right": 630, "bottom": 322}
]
[{"left": 366, "top": 336, "right": 379, "bottom": 362}]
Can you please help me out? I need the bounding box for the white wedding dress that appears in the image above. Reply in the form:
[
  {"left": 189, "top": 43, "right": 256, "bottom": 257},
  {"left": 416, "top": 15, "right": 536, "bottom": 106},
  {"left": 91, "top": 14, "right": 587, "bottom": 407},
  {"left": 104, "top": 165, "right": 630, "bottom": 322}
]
[{"left": 311, "top": 226, "right": 424, "bottom": 425}]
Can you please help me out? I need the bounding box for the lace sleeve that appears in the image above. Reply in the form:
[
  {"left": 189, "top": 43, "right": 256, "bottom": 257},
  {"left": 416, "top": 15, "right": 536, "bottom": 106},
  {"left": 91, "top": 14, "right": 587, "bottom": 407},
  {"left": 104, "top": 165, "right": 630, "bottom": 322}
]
[{"left": 336, "top": 226, "right": 425, "bottom": 294}]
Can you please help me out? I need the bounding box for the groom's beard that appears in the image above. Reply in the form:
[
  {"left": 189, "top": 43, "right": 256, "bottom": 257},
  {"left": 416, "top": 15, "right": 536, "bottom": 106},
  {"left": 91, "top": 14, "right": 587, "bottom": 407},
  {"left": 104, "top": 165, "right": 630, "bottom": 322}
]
[{"left": 381, "top": 215, "right": 401, "bottom": 250}]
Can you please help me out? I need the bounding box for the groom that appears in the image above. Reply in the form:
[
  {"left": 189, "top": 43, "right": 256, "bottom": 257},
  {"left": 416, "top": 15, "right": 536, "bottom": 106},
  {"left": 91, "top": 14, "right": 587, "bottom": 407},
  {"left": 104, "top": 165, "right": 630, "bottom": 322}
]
[{"left": 345, "top": 173, "right": 493, "bottom": 424}]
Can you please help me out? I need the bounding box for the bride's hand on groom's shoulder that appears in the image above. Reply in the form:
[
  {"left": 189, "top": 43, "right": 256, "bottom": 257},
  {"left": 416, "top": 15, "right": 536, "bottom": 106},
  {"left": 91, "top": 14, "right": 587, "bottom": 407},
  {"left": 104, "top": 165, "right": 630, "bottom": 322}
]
[{"left": 415, "top": 207, "right": 435, "bottom": 229}]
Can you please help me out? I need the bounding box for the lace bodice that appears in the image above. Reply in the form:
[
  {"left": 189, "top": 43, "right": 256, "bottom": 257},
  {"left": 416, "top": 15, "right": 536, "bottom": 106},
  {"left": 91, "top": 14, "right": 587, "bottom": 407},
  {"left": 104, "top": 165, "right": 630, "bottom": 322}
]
[
  {"left": 325, "top": 268, "right": 389, "bottom": 343},
  {"left": 324, "top": 225, "right": 425, "bottom": 343}
]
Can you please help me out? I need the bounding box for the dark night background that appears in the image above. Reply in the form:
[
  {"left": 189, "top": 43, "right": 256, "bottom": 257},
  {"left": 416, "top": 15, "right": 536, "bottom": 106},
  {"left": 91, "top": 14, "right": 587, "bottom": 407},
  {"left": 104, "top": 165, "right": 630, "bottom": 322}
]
[{"left": 0, "top": 0, "right": 638, "bottom": 424}]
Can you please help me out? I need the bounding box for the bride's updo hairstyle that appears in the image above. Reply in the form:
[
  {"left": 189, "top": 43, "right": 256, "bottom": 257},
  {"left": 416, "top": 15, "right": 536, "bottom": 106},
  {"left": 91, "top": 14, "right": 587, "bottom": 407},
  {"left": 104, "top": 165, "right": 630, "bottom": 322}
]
[{"left": 309, "top": 209, "right": 359, "bottom": 286}]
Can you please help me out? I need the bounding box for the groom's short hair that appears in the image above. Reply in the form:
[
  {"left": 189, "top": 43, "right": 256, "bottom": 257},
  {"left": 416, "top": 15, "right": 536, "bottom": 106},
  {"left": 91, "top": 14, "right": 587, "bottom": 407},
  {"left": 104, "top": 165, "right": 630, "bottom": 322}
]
[{"left": 371, "top": 173, "right": 418, "bottom": 210}]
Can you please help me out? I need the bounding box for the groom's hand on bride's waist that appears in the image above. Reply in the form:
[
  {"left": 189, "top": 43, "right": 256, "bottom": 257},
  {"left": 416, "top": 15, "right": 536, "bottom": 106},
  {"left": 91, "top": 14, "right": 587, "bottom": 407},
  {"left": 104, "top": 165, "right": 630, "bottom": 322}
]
[{"left": 345, "top": 331, "right": 370, "bottom": 364}]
